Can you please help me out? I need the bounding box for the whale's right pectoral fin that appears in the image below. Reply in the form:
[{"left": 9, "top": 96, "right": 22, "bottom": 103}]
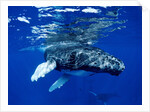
[
  {"left": 49, "top": 74, "right": 70, "bottom": 92},
  {"left": 31, "top": 59, "right": 56, "bottom": 82}
]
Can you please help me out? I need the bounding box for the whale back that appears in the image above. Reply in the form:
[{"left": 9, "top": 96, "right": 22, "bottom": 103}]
[{"left": 44, "top": 44, "right": 125, "bottom": 76}]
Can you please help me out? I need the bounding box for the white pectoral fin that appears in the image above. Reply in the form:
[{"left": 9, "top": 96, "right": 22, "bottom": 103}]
[
  {"left": 49, "top": 74, "right": 70, "bottom": 92},
  {"left": 31, "top": 59, "right": 56, "bottom": 82}
]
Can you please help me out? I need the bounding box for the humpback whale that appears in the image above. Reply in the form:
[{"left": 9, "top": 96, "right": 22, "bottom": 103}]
[
  {"left": 31, "top": 42, "right": 125, "bottom": 92},
  {"left": 89, "top": 91, "right": 119, "bottom": 105}
]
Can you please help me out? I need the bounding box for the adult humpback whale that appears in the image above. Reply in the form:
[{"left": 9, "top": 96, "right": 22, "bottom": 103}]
[{"left": 31, "top": 42, "right": 125, "bottom": 92}]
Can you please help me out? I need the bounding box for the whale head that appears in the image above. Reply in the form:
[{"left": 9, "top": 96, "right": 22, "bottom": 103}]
[{"left": 87, "top": 52, "right": 125, "bottom": 76}]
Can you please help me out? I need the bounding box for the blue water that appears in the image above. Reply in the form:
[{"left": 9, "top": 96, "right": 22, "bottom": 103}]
[{"left": 8, "top": 6, "right": 142, "bottom": 105}]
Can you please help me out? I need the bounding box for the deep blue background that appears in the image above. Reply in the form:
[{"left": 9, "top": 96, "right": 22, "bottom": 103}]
[{"left": 8, "top": 6, "right": 142, "bottom": 105}]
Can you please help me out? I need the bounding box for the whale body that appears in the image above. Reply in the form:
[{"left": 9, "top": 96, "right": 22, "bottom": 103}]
[{"left": 31, "top": 43, "right": 125, "bottom": 92}]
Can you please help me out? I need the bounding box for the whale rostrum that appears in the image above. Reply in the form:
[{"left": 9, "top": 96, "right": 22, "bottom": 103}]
[{"left": 31, "top": 44, "right": 125, "bottom": 92}]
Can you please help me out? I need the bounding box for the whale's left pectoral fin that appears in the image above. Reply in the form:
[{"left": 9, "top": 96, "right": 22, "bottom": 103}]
[
  {"left": 49, "top": 74, "right": 70, "bottom": 92},
  {"left": 31, "top": 59, "right": 56, "bottom": 82}
]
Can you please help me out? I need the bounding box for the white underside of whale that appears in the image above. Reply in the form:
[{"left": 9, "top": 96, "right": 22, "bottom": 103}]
[{"left": 63, "top": 70, "right": 94, "bottom": 77}]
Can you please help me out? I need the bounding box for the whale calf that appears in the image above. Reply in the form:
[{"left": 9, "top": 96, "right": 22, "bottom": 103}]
[{"left": 31, "top": 43, "right": 125, "bottom": 92}]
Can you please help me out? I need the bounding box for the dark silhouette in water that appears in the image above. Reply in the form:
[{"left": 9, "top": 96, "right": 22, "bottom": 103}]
[
  {"left": 31, "top": 42, "right": 125, "bottom": 92},
  {"left": 89, "top": 91, "right": 119, "bottom": 105}
]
